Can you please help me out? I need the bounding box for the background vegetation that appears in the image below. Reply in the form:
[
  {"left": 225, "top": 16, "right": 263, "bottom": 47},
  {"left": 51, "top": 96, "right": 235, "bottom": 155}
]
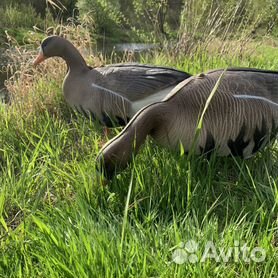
[
  {"left": 1, "top": 0, "right": 278, "bottom": 46},
  {"left": 0, "top": 0, "right": 278, "bottom": 277}
]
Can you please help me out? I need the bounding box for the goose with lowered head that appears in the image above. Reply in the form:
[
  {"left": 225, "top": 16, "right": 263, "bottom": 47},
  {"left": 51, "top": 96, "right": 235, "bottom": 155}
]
[{"left": 96, "top": 69, "right": 278, "bottom": 178}]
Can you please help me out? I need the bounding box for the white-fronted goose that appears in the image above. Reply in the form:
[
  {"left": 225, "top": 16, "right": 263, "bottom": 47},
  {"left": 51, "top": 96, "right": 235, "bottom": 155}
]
[
  {"left": 33, "top": 36, "right": 191, "bottom": 127},
  {"left": 97, "top": 69, "right": 278, "bottom": 178}
]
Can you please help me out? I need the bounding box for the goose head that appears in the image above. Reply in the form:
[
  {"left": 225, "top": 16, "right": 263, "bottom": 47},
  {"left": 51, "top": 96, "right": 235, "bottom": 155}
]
[
  {"left": 33, "top": 36, "right": 63, "bottom": 65},
  {"left": 96, "top": 128, "right": 139, "bottom": 179},
  {"left": 96, "top": 102, "right": 163, "bottom": 179},
  {"left": 33, "top": 36, "right": 87, "bottom": 70}
]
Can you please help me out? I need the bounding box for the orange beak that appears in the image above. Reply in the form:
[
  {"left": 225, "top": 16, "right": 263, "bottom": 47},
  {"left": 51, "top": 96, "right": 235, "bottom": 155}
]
[{"left": 33, "top": 50, "right": 46, "bottom": 66}]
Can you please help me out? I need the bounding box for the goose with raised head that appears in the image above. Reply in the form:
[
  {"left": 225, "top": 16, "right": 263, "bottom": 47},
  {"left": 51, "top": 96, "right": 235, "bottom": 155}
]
[
  {"left": 33, "top": 36, "right": 191, "bottom": 127},
  {"left": 96, "top": 70, "right": 278, "bottom": 178}
]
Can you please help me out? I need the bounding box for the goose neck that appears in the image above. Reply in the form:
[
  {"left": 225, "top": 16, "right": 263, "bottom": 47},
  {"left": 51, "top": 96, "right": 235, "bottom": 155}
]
[{"left": 61, "top": 41, "right": 88, "bottom": 72}]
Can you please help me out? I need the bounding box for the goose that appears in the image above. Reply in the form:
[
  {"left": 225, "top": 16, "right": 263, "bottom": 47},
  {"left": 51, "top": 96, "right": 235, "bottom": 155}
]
[
  {"left": 96, "top": 70, "right": 278, "bottom": 178},
  {"left": 33, "top": 36, "right": 191, "bottom": 127}
]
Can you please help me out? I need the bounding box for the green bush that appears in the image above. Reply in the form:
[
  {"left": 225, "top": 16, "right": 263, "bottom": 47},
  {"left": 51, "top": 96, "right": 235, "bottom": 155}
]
[
  {"left": 0, "top": 0, "right": 78, "bottom": 18},
  {"left": 76, "top": 0, "right": 178, "bottom": 42},
  {"left": 0, "top": 3, "right": 44, "bottom": 29},
  {"left": 76, "top": 0, "right": 126, "bottom": 38},
  {"left": 76, "top": 0, "right": 278, "bottom": 45},
  {"left": 174, "top": 0, "right": 278, "bottom": 54}
]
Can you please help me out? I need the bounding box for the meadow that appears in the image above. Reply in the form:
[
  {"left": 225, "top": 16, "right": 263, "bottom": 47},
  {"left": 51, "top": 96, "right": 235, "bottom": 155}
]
[{"left": 0, "top": 29, "right": 278, "bottom": 277}]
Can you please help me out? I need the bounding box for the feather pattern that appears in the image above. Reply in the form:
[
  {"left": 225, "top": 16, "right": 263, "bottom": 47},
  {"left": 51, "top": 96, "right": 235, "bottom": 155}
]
[
  {"left": 34, "top": 36, "right": 191, "bottom": 127},
  {"left": 94, "top": 63, "right": 190, "bottom": 101},
  {"left": 63, "top": 63, "right": 191, "bottom": 126},
  {"left": 97, "top": 71, "right": 278, "bottom": 178}
]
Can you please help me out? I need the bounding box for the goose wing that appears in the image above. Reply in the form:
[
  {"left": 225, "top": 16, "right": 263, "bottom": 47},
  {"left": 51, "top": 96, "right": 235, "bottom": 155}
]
[
  {"left": 94, "top": 63, "right": 191, "bottom": 102},
  {"left": 74, "top": 84, "right": 133, "bottom": 127},
  {"left": 162, "top": 73, "right": 278, "bottom": 157},
  {"left": 206, "top": 68, "right": 278, "bottom": 103}
]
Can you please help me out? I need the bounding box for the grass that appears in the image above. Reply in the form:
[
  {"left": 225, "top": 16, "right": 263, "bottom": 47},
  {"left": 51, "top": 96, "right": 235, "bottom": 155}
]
[{"left": 0, "top": 37, "right": 278, "bottom": 277}]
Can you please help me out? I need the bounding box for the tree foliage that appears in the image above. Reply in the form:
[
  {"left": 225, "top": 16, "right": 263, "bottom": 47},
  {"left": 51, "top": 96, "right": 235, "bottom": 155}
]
[
  {"left": 1, "top": 0, "right": 278, "bottom": 45},
  {"left": 75, "top": 0, "right": 278, "bottom": 43},
  {"left": 176, "top": 0, "right": 278, "bottom": 53},
  {"left": 76, "top": 0, "right": 183, "bottom": 42}
]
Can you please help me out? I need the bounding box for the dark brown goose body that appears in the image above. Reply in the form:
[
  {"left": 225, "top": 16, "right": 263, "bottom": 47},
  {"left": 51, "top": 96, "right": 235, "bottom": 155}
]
[
  {"left": 97, "top": 72, "right": 278, "bottom": 178},
  {"left": 34, "top": 36, "right": 191, "bottom": 127}
]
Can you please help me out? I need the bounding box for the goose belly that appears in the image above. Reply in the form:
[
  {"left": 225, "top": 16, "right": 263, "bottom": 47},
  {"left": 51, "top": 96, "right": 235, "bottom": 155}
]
[
  {"left": 187, "top": 127, "right": 275, "bottom": 158},
  {"left": 162, "top": 128, "right": 274, "bottom": 158},
  {"left": 130, "top": 86, "right": 175, "bottom": 116},
  {"left": 152, "top": 112, "right": 277, "bottom": 158},
  {"left": 63, "top": 79, "right": 131, "bottom": 126},
  {"left": 67, "top": 100, "right": 129, "bottom": 127}
]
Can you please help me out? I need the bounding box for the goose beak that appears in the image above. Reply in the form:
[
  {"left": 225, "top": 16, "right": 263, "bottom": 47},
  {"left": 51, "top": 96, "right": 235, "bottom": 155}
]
[{"left": 33, "top": 49, "right": 46, "bottom": 66}]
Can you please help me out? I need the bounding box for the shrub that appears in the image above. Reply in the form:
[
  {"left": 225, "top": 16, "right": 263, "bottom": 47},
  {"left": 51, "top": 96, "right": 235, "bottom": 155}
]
[
  {"left": 0, "top": 3, "right": 44, "bottom": 30},
  {"left": 175, "top": 0, "right": 278, "bottom": 54},
  {"left": 76, "top": 0, "right": 127, "bottom": 38},
  {"left": 76, "top": 0, "right": 278, "bottom": 47}
]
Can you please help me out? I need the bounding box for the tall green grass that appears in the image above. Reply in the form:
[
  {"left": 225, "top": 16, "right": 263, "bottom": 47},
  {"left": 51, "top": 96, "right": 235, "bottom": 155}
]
[{"left": 0, "top": 36, "right": 278, "bottom": 277}]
